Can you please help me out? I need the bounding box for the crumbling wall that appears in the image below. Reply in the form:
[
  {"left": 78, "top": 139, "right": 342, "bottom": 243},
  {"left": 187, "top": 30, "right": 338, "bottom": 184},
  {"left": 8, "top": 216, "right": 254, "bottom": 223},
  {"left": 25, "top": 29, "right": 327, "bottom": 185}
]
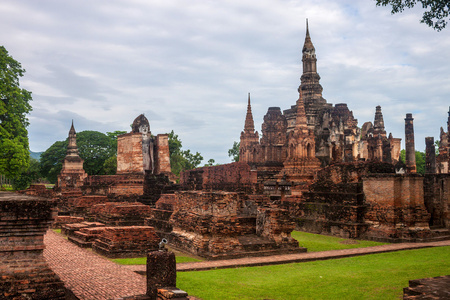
[
  {"left": 180, "top": 162, "right": 258, "bottom": 193},
  {"left": 92, "top": 226, "right": 159, "bottom": 258},
  {"left": 89, "top": 202, "right": 152, "bottom": 226},
  {"left": 362, "top": 174, "right": 431, "bottom": 241},
  {"left": 169, "top": 191, "right": 303, "bottom": 259}
]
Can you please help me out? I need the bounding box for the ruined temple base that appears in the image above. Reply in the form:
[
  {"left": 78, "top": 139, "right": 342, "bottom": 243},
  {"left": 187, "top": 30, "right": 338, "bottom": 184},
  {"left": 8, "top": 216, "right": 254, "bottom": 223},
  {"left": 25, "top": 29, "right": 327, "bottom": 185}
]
[
  {"left": 92, "top": 226, "right": 159, "bottom": 258},
  {"left": 169, "top": 231, "right": 306, "bottom": 260}
]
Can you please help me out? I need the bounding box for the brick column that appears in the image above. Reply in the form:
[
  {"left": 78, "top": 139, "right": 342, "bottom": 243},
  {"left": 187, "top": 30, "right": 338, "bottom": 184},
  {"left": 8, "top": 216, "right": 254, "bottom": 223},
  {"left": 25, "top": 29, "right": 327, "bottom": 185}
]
[
  {"left": 425, "top": 137, "right": 436, "bottom": 174},
  {"left": 0, "top": 193, "right": 66, "bottom": 299},
  {"left": 147, "top": 250, "right": 189, "bottom": 300},
  {"left": 405, "top": 113, "right": 416, "bottom": 173}
]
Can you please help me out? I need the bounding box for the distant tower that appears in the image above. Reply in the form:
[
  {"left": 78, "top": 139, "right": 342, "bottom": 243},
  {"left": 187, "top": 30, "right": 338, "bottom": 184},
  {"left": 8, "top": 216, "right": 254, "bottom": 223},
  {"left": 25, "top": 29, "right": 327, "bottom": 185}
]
[
  {"left": 239, "top": 93, "right": 260, "bottom": 164},
  {"left": 57, "top": 121, "right": 87, "bottom": 190},
  {"left": 405, "top": 113, "right": 416, "bottom": 173},
  {"left": 373, "top": 105, "right": 386, "bottom": 138}
]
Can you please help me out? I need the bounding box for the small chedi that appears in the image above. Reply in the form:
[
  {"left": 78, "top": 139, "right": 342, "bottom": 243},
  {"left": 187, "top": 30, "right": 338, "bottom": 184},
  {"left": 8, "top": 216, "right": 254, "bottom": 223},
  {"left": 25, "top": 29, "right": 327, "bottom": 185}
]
[{"left": 55, "top": 121, "right": 87, "bottom": 192}]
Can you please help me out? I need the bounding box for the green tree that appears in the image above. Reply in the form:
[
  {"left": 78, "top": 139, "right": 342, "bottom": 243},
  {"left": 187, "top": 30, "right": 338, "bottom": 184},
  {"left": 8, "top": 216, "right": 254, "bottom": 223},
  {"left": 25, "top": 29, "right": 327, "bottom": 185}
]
[
  {"left": 168, "top": 130, "right": 204, "bottom": 176},
  {"left": 375, "top": 0, "right": 450, "bottom": 31},
  {"left": 102, "top": 155, "right": 117, "bottom": 175},
  {"left": 101, "top": 131, "right": 126, "bottom": 175},
  {"left": 39, "top": 141, "right": 67, "bottom": 183},
  {"left": 77, "top": 131, "right": 116, "bottom": 175},
  {"left": 399, "top": 149, "right": 426, "bottom": 174},
  {"left": 0, "top": 46, "right": 32, "bottom": 178},
  {"left": 39, "top": 131, "right": 119, "bottom": 183},
  {"left": 204, "top": 159, "right": 216, "bottom": 166},
  {"left": 12, "top": 157, "right": 40, "bottom": 190},
  {"left": 228, "top": 141, "right": 240, "bottom": 162}
]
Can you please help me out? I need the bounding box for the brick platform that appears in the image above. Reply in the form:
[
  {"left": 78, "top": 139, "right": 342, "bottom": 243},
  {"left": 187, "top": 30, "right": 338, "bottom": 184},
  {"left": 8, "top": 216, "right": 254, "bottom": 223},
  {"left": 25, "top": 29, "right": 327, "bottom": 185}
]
[{"left": 92, "top": 226, "right": 160, "bottom": 258}]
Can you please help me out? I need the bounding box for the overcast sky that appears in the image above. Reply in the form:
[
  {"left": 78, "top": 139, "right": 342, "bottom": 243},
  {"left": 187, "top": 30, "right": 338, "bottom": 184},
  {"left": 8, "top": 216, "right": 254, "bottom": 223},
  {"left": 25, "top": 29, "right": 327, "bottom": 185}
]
[{"left": 1, "top": 0, "right": 449, "bottom": 164}]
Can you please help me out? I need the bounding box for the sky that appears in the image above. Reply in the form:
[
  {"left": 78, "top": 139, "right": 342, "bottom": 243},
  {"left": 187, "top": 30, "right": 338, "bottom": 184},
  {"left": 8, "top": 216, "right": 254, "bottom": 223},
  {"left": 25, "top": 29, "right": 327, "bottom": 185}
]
[{"left": 1, "top": 0, "right": 449, "bottom": 164}]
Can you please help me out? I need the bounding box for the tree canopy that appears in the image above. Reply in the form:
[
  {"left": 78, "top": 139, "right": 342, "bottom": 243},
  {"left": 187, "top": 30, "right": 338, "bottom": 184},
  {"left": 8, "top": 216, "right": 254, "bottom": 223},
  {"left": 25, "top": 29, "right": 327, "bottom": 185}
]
[
  {"left": 375, "top": 0, "right": 450, "bottom": 31},
  {"left": 168, "top": 130, "right": 204, "bottom": 176},
  {"left": 228, "top": 141, "right": 240, "bottom": 162},
  {"left": 0, "top": 46, "right": 32, "bottom": 178},
  {"left": 400, "top": 149, "right": 426, "bottom": 174},
  {"left": 39, "top": 130, "right": 121, "bottom": 183}
]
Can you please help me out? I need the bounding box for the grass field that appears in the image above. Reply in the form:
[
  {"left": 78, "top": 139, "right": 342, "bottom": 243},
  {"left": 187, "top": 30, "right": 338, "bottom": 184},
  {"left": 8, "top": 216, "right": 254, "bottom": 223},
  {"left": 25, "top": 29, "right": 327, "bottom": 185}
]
[
  {"left": 177, "top": 246, "right": 450, "bottom": 300},
  {"left": 291, "top": 231, "right": 388, "bottom": 252}
]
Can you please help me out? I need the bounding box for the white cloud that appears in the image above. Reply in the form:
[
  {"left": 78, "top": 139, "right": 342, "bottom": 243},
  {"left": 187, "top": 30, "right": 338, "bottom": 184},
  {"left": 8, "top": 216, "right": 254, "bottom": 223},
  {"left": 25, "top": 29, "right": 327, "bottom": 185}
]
[{"left": 1, "top": 0, "right": 448, "bottom": 163}]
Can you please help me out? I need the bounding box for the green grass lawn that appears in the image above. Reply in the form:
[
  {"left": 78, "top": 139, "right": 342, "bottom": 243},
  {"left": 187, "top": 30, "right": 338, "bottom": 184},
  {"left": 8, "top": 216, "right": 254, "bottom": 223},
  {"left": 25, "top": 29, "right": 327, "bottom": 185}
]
[
  {"left": 177, "top": 246, "right": 450, "bottom": 300},
  {"left": 292, "top": 231, "right": 388, "bottom": 252}
]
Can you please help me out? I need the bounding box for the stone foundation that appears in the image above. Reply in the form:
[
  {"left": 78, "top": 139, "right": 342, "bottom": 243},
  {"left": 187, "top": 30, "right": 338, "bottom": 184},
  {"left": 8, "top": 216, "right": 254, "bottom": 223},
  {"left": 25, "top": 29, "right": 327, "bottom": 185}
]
[
  {"left": 0, "top": 192, "right": 66, "bottom": 299},
  {"left": 61, "top": 221, "right": 105, "bottom": 237},
  {"left": 67, "top": 195, "right": 108, "bottom": 217},
  {"left": 68, "top": 227, "right": 107, "bottom": 248},
  {"left": 51, "top": 215, "right": 84, "bottom": 229},
  {"left": 92, "top": 226, "right": 159, "bottom": 258},
  {"left": 363, "top": 174, "right": 432, "bottom": 242},
  {"left": 89, "top": 202, "right": 153, "bottom": 226},
  {"left": 288, "top": 182, "right": 368, "bottom": 239},
  {"left": 169, "top": 191, "right": 304, "bottom": 259},
  {"left": 180, "top": 162, "right": 258, "bottom": 193},
  {"left": 82, "top": 173, "right": 145, "bottom": 200}
]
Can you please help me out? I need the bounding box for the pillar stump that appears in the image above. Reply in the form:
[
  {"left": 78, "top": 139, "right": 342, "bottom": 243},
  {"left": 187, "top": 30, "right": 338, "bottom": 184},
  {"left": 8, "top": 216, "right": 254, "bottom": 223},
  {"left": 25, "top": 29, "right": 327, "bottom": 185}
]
[{"left": 0, "top": 192, "right": 66, "bottom": 299}]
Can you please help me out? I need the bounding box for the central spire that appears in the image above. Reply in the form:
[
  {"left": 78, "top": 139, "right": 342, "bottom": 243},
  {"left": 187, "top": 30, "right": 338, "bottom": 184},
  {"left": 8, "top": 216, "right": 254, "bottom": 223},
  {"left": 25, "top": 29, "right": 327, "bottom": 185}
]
[
  {"left": 67, "top": 120, "right": 79, "bottom": 157},
  {"left": 303, "top": 19, "right": 315, "bottom": 55},
  {"left": 244, "top": 93, "right": 255, "bottom": 133}
]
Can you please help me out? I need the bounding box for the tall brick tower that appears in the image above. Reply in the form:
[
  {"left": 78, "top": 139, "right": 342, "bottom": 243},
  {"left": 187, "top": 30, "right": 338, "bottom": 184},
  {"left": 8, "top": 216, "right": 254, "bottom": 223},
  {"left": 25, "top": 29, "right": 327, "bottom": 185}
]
[
  {"left": 239, "top": 93, "right": 260, "bottom": 164},
  {"left": 373, "top": 105, "right": 387, "bottom": 138},
  {"left": 405, "top": 113, "right": 417, "bottom": 173},
  {"left": 285, "top": 20, "right": 331, "bottom": 134}
]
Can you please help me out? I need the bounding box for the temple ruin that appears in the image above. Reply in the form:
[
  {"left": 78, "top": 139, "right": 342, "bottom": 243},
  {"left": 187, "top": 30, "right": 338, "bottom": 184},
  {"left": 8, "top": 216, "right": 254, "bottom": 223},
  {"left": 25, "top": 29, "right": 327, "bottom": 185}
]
[
  {"left": 236, "top": 22, "right": 449, "bottom": 242},
  {"left": 36, "top": 22, "right": 449, "bottom": 264}
]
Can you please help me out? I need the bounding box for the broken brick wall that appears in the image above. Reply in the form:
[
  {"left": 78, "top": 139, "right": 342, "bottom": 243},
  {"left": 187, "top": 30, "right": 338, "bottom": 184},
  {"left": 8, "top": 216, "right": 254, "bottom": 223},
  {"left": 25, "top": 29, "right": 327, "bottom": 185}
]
[
  {"left": 180, "top": 162, "right": 258, "bottom": 193},
  {"left": 83, "top": 174, "right": 144, "bottom": 198},
  {"left": 288, "top": 181, "right": 368, "bottom": 238},
  {"left": 154, "top": 134, "right": 171, "bottom": 175},
  {"left": 92, "top": 226, "right": 159, "bottom": 258},
  {"left": 89, "top": 202, "right": 152, "bottom": 226},
  {"left": 363, "top": 174, "right": 431, "bottom": 241},
  {"left": 169, "top": 191, "right": 302, "bottom": 259},
  {"left": 117, "top": 133, "right": 144, "bottom": 174},
  {"left": 423, "top": 174, "right": 450, "bottom": 229}
]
